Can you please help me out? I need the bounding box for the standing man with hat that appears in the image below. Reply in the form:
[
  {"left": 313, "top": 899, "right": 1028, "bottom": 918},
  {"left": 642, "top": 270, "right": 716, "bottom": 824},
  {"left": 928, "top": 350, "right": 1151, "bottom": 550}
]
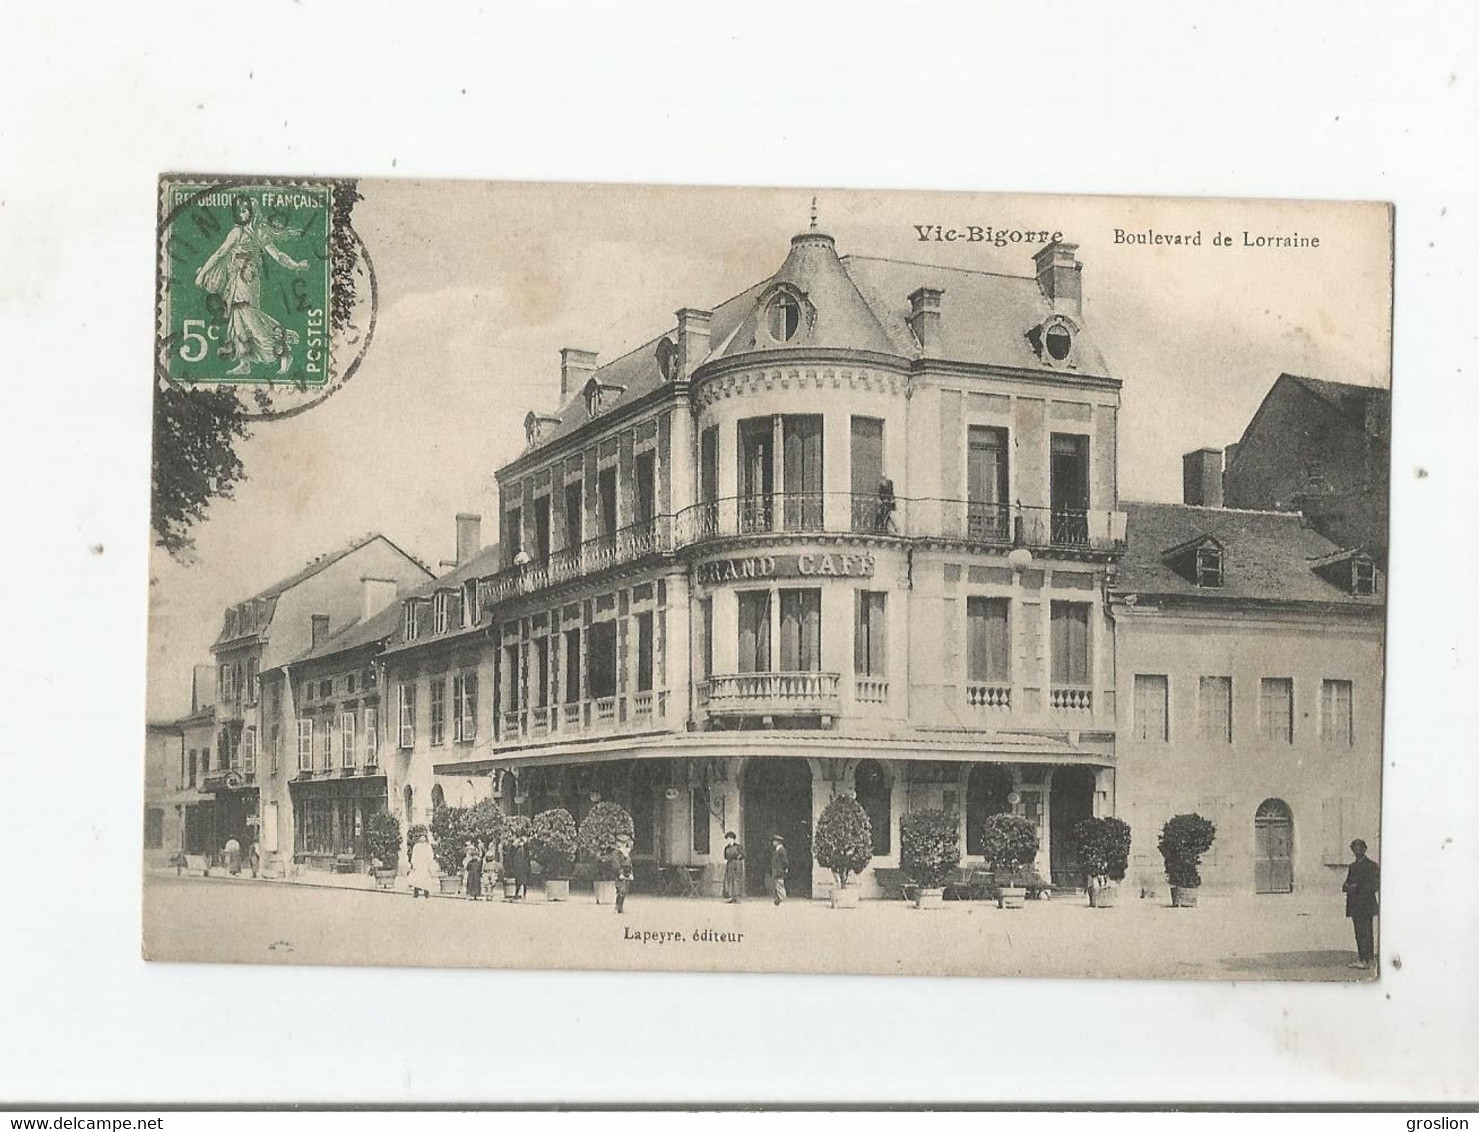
[
  {"left": 1342, "top": 838, "right": 1380, "bottom": 970},
  {"left": 768, "top": 834, "right": 789, "bottom": 906}
]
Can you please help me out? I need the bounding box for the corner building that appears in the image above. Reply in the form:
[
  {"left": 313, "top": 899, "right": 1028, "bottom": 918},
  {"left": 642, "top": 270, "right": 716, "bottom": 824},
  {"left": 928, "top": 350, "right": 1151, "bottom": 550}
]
[{"left": 458, "top": 226, "right": 1128, "bottom": 898}]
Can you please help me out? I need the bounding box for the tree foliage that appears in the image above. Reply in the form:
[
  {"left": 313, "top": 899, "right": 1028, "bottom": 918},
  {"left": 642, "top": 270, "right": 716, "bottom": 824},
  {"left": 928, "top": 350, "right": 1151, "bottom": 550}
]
[
  {"left": 151, "top": 384, "right": 250, "bottom": 560},
  {"left": 980, "top": 813, "right": 1039, "bottom": 875},
  {"left": 812, "top": 794, "right": 874, "bottom": 887},
  {"left": 900, "top": 808, "right": 961, "bottom": 889},
  {"left": 1158, "top": 813, "right": 1217, "bottom": 889},
  {"left": 1073, "top": 816, "right": 1132, "bottom": 885},
  {"left": 365, "top": 809, "right": 402, "bottom": 871},
  {"left": 530, "top": 808, "right": 578, "bottom": 878}
]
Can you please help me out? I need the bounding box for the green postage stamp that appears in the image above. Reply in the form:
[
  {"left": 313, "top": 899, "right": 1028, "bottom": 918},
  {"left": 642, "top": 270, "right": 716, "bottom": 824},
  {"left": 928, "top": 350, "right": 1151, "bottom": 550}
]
[{"left": 158, "top": 180, "right": 334, "bottom": 386}]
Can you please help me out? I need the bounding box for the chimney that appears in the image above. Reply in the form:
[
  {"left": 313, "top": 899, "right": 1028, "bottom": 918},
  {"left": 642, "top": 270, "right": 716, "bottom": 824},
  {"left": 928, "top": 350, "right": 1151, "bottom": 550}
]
[
  {"left": 360, "top": 577, "right": 398, "bottom": 622},
  {"left": 192, "top": 663, "right": 217, "bottom": 712},
  {"left": 675, "top": 308, "right": 712, "bottom": 379},
  {"left": 559, "top": 348, "right": 599, "bottom": 402},
  {"left": 1034, "top": 241, "right": 1082, "bottom": 313},
  {"left": 310, "top": 614, "right": 331, "bottom": 648},
  {"left": 906, "top": 287, "right": 944, "bottom": 354},
  {"left": 455, "top": 513, "right": 482, "bottom": 566},
  {"left": 1182, "top": 448, "right": 1225, "bottom": 508}
]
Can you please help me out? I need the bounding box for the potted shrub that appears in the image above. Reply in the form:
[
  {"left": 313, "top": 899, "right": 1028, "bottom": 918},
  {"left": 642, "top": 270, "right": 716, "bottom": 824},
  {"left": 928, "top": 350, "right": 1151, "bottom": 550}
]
[
  {"left": 981, "top": 813, "right": 1039, "bottom": 909},
  {"left": 899, "top": 808, "right": 960, "bottom": 910},
  {"left": 530, "top": 808, "right": 577, "bottom": 902},
  {"left": 812, "top": 794, "right": 874, "bottom": 909},
  {"left": 366, "top": 810, "right": 402, "bottom": 889},
  {"left": 1074, "top": 816, "right": 1132, "bottom": 908},
  {"left": 1159, "top": 813, "right": 1216, "bottom": 907},
  {"left": 430, "top": 803, "right": 470, "bottom": 894},
  {"left": 500, "top": 815, "right": 532, "bottom": 899},
  {"left": 578, "top": 801, "right": 635, "bottom": 905}
]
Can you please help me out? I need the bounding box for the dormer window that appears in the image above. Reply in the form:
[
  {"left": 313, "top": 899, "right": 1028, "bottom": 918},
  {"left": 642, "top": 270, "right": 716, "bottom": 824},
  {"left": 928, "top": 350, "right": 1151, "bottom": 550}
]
[
  {"left": 655, "top": 336, "right": 677, "bottom": 381},
  {"left": 1045, "top": 325, "right": 1072, "bottom": 361},
  {"left": 767, "top": 295, "right": 801, "bottom": 342},
  {"left": 584, "top": 378, "right": 602, "bottom": 420},
  {"left": 1352, "top": 556, "right": 1377, "bottom": 596},
  {"left": 1196, "top": 546, "right": 1224, "bottom": 588},
  {"left": 1031, "top": 313, "right": 1079, "bottom": 368},
  {"left": 433, "top": 591, "right": 449, "bottom": 634},
  {"left": 403, "top": 600, "right": 419, "bottom": 642}
]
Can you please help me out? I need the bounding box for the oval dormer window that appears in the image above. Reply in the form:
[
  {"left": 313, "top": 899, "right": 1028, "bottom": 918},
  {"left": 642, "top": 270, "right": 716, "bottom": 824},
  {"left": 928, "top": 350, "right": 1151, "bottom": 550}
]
[
  {"left": 1045, "top": 324, "right": 1073, "bottom": 361},
  {"left": 655, "top": 337, "right": 677, "bottom": 381},
  {"left": 767, "top": 295, "right": 801, "bottom": 342}
]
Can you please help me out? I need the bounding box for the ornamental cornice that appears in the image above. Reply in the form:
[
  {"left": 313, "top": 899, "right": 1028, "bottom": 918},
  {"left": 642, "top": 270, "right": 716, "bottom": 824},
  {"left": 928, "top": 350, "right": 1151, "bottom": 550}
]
[{"left": 692, "top": 363, "right": 912, "bottom": 412}]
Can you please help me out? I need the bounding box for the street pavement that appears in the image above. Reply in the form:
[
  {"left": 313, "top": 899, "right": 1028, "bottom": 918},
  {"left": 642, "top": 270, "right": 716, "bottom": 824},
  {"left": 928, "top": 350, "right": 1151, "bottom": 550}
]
[{"left": 142, "top": 872, "right": 1376, "bottom": 981}]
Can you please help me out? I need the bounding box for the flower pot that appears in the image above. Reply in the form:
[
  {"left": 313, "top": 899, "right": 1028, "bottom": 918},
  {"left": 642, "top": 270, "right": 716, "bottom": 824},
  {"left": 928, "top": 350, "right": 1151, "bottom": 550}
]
[
  {"left": 438, "top": 874, "right": 463, "bottom": 895},
  {"left": 503, "top": 878, "right": 520, "bottom": 900},
  {"left": 1170, "top": 885, "right": 1199, "bottom": 908},
  {"left": 594, "top": 879, "right": 618, "bottom": 905},
  {"left": 1087, "top": 882, "right": 1117, "bottom": 908},
  {"left": 914, "top": 886, "right": 944, "bottom": 910},
  {"left": 997, "top": 885, "right": 1027, "bottom": 909},
  {"left": 374, "top": 868, "right": 398, "bottom": 890},
  {"left": 543, "top": 878, "right": 570, "bottom": 902},
  {"left": 830, "top": 885, "right": 860, "bottom": 909}
]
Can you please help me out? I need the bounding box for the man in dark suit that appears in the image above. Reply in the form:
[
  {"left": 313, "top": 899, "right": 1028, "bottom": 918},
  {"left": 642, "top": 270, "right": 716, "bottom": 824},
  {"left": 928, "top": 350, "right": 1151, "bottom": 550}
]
[
  {"left": 769, "top": 834, "right": 789, "bottom": 906},
  {"left": 1342, "top": 838, "right": 1380, "bottom": 970}
]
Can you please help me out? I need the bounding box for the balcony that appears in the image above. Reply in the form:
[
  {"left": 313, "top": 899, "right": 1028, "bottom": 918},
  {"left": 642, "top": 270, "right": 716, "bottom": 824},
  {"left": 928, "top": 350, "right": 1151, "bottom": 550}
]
[
  {"left": 496, "top": 690, "right": 670, "bottom": 746},
  {"left": 1050, "top": 686, "right": 1094, "bottom": 712},
  {"left": 485, "top": 517, "right": 674, "bottom": 602},
  {"left": 966, "top": 683, "right": 1012, "bottom": 709},
  {"left": 701, "top": 671, "right": 842, "bottom": 717}
]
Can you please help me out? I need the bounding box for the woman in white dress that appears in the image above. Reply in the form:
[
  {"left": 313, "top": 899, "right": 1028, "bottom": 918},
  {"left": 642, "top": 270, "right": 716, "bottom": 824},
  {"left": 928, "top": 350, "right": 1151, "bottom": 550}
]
[{"left": 408, "top": 832, "right": 437, "bottom": 899}]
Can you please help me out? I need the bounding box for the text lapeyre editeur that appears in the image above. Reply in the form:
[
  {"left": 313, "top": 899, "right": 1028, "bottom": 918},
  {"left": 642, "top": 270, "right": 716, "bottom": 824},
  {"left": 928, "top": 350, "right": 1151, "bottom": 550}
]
[{"left": 623, "top": 928, "right": 744, "bottom": 944}]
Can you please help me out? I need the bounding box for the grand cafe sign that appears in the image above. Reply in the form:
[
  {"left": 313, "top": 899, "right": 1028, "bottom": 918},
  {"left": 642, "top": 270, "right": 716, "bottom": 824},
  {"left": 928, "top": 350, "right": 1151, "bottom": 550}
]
[{"left": 697, "top": 551, "right": 877, "bottom": 586}]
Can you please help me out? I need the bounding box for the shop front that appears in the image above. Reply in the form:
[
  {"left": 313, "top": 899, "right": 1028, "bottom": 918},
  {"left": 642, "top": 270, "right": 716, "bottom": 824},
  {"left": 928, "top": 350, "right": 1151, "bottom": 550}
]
[
  {"left": 289, "top": 775, "right": 388, "bottom": 872},
  {"left": 194, "top": 772, "right": 260, "bottom": 864}
]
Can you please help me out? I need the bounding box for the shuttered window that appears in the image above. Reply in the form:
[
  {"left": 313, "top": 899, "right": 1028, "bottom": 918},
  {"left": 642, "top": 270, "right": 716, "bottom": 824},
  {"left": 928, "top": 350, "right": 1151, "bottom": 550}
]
[
  {"left": 737, "top": 591, "right": 771, "bottom": 673},
  {"left": 1050, "top": 602, "right": 1091, "bottom": 685},
  {"left": 779, "top": 589, "right": 822, "bottom": 671},
  {"left": 854, "top": 591, "right": 887, "bottom": 677},
  {"left": 1321, "top": 679, "right": 1353, "bottom": 746},
  {"left": 1133, "top": 675, "right": 1169, "bottom": 741},
  {"left": 297, "top": 720, "right": 313, "bottom": 770},
  {"left": 966, "top": 597, "right": 1010, "bottom": 683},
  {"left": 363, "top": 707, "right": 379, "bottom": 764},
  {"left": 1260, "top": 678, "right": 1294, "bottom": 744},
  {"left": 1197, "top": 676, "right": 1232, "bottom": 743}
]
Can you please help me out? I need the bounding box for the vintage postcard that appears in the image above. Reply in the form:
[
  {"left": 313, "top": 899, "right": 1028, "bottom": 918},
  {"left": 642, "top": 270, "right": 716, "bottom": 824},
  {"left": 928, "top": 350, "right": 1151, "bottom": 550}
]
[{"left": 144, "top": 179, "right": 1391, "bottom": 980}]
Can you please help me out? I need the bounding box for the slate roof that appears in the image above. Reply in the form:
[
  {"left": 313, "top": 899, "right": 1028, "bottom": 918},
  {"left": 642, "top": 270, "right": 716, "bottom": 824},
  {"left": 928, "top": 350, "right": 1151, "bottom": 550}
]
[
  {"left": 1284, "top": 374, "right": 1390, "bottom": 437},
  {"left": 1116, "top": 501, "right": 1383, "bottom": 606},
  {"left": 286, "top": 541, "right": 505, "bottom": 668},
  {"left": 516, "top": 230, "right": 1111, "bottom": 461}
]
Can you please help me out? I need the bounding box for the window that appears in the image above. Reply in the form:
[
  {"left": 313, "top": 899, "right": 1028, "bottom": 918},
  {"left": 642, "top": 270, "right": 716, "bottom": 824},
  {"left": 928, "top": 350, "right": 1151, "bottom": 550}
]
[
  {"left": 319, "top": 679, "right": 332, "bottom": 699},
  {"left": 363, "top": 707, "right": 379, "bottom": 765},
  {"left": 966, "top": 596, "right": 1010, "bottom": 683},
  {"left": 738, "top": 417, "right": 776, "bottom": 532},
  {"left": 564, "top": 481, "right": 583, "bottom": 550},
  {"left": 365, "top": 666, "right": 377, "bottom": 690},
  {"left": 1045, "top": 324, "right": 1073, "bottom": 361},
  {"left": 1133, "top": 675, "right": 1170, "bottom": 741},
  {"left": 433, "top": 592, "right": 449, "bottom": 634},
  {"left": 429, "top": 678, "right": 445, "bottom": 746},
  {"left": 297, "top": 720, "right": 313, "bottom": 771},
  {"left": 404, "top": 600, "right": 419, "bottom": 641},
  {"left": 967, "top": 426, "right": 1010, "bottom": 539},
  {"left": 850, "top": 417, "right": 885, "bottom": 533},
  {"left": 220, "top": 663, "right": 235, "bottom": 702},
  {"left": 188, "top": 749, "right": 198, "bottom": 787},
  {"left": 854, "top": 591, "right": 887, "bottom": 677},
  {"left": 767, "top": 294, "right": 801, "bottom": 341},
  {"left": 1050, "top": 433, "right": 1090, "bottom": 545},
  {"left": 700, "top": 427, "right": 719, "bottom": 508},
  {"left": 855, "top": 759, "right": 892, "bottom": 855},
  {"left": 452, "top": 673, "right": 470, "bottom": 741},
  {"left": 782, "top": 415, "right": 824, "bottom": 531},
  {"left": 227, "top": 728, "right": 241, "bottom": 770},
  {"left": 737, "top": 591, "right": 772, "bottom": 673},
  {"left": 779, "top": 589, "right": 822, "bottom": 671},
  {"left": 692, "top": 787, "right": 711, "bottom": 855},
  {"left": 1050, "top": 602, "right": 1091, "bottom": 686},
  {"left": 597, "top": 467, "right": 618, "bottom": 540},
  {"left": 1196, "top": 547, "right": 1224, "bottom": 588},
  {"left": 397, "top": 683, "right": 416, "bottom": 749},
  {"left": 1321, "top": 679, "right": 1354, "bottom": 746},
  {"left": 504, "top": 506, "right": 522, "bottom": 561},
  {"left": 1197, "top": 676, "right": 1233, "bottom": 743},
  {"left": 635, "top": 451, "right": 657, "bottom": 529},
  {"left": 462, "top": 579, "right": 478, "bottom": 627},
  {"left": 339, "top": 711, "right": 356, "bottom": 768},
  {"left": 269, "top": 726, "right": 280, "bottom": 776},
  {"left": 346, "top": 673, "right": 356, "bottom": 694},
  {"left": 1260, "top": 678, "right": 1294, "bottom": 744},
  {"left": 320, "top": 716, "right": 334, "bottom": 770},
  {"left": 532, "top": 495, "right": 551, "bottom": 561},
  {"left": 563, "top": 628, "right": 581, "bottom": 703},
  {"left": 696, "top": 600, "right": 712, "bottom": 683},
  {"left": 242, "top": 727, "right": 257, "bottom": 773},
  {"left": 303, "top": 680, "right": 313, "bottom": 703},
  {"left": 532, "top": 637, "right": 550, "bottom": 709},
  {"left": 246, "top": 658, "right": 259, "bottom": 703},
  {"left": 587, "top": 621, "right": 618, "bottom": 700},
  {"left": 1352, "top": 558, "right": 1377, "bottom": 596},
  {"left": 632, "top": 612, "right": 655, "bottom": 693}
]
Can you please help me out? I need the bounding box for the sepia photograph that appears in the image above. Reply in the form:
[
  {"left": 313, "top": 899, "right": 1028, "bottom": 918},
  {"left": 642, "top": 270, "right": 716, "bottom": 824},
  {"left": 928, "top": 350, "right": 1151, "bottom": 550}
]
[{"left": 144, "top": 180, "right": 1392, "bottom": 981}]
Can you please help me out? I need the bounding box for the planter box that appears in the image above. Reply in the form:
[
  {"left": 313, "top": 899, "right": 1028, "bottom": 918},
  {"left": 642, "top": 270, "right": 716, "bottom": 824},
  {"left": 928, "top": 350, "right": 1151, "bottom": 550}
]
[
  {"left": 374, "top": 869, "right": 398, "bottom": 890},
  {"left": 830, "top": 885, "right": 860, "bottom": 909},
  {"left": 1087, "top": 882, "right": 1118, "bottom": 908},
  {"left": 997, "top": 885, "right": 1027, "bottom": 910},
  {"left": 914, "top": 887, "right": 944, "bottom": 910},
  {"left": 594, "top": 879, "right": 618, "bottom": 905},
  {"left": 438, "top": 875, "right": 463, "bottom": 895},
  {"left": 544, "top": 878, "right": 571, "bottom": 902},
  {"left": 1170, "top": 886, "right": 1199, "bottom": 908}
]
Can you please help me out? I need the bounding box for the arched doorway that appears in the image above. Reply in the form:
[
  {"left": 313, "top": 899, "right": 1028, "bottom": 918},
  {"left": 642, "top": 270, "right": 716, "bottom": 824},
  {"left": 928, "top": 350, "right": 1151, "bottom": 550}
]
[
  {"left": 966, "top": 764, "right": 1014, "bottom": 855},
  {"left": 1049, "top": 767, "right": 1097, "bottom": 886},
  {"left": 629, "top": 759, "right": 673, "bottom": 860},
  {"left": 402, "top": 785, "right": 414, "bottom": 825},
  {"left": 1254, "top": 799, "right": 1294, "bottom": 893},
  {"left": 742, "top": 757, "right": 814, "bottom": 897},
  {"left": 854, "top": 759, "right": 892, "bottom": 857},
  {"left": 430, "top": 784, "right": 445, "bottom": 811}
]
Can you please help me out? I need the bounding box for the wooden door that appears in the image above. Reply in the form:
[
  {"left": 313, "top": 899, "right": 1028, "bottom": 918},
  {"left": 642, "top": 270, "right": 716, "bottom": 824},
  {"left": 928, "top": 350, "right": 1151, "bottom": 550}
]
[{"left": 1254, "top": 800, "right": 1294, "bottom": 893}]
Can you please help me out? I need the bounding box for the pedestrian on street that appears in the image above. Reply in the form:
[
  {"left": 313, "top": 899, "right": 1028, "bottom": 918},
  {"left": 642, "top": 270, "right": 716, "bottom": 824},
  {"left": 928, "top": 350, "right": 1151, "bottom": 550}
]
[
  {"left": 249, "top": 837, "right": 260, "bottom": 879},
  {"left": 721, "top": 830, "right": 745, "bottom": 903},
  {"left": 482, "top": 842, "right": 501, "bottom": 899},
  {"left": 223, "top": 836, "right": 242, "bottom": 876},
  {"left": 610, "top": 834, "right": 635, "bottom": 914},
  {"left": 408, "top": 831, "right": 436, "bottom": 899},
  {"left": 464, "top": 840, "right": 484, "bottom": 901},
  {"left": 506, "top": 838, "right": 530, "bottom": 901},
  {"left": 1342, "top": 838, "right": 1380, "bottom": 970},
  {"left": 768, "top": 834, "right": 789, "bottom": 905}
]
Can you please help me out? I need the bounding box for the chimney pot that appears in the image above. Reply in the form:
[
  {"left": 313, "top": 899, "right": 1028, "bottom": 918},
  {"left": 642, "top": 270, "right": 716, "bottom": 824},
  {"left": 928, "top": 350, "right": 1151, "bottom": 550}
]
[
  {"left": 1182, "top": 448, "right": 1225, "bottom": 508},
  {"left": 455, "top": 513, "right": 481, "bottom": 566},
  {"left": 310, "top": 613, "right": 331, "bottom": 648},
  {"left": 674, "top": 308, "right": 713, "bottom": 379},
  {"left": 906, "top": 286, "right": 944, "bottom": 354},
  {"left": 1034, "top": 241, "right": 1083, "bottom": 313},
  {"left": 559, "top": 348, "right": 599, "bottom": 402}
]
